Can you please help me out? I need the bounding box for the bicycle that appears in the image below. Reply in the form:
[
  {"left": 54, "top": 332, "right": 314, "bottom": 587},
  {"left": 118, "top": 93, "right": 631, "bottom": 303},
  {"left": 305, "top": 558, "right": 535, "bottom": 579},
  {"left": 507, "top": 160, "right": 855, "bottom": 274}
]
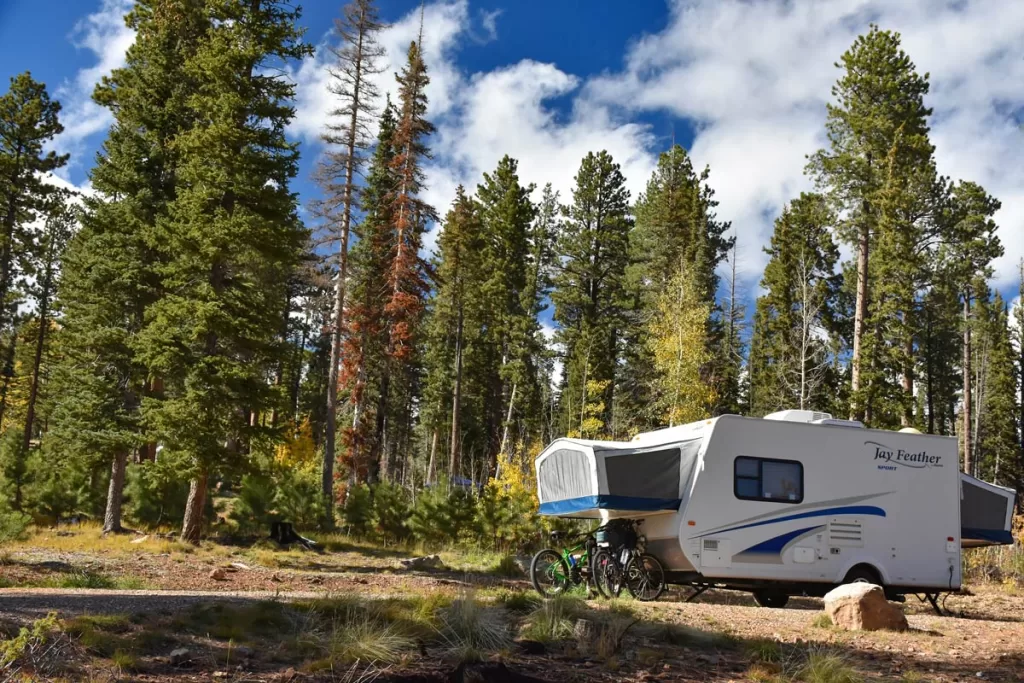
[
  {"left": 529, "top": 530, "right": 600, "bottom": 598},
  {"left": 591, "top": 519, "right": 666, "bottom": 602}
]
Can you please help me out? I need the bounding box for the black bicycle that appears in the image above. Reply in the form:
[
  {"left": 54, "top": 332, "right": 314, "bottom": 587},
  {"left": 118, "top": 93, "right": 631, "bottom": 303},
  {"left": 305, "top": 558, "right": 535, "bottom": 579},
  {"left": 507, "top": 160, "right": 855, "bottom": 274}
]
[{"left": 590, "top": 519, "right": 666, "bottom": 601}]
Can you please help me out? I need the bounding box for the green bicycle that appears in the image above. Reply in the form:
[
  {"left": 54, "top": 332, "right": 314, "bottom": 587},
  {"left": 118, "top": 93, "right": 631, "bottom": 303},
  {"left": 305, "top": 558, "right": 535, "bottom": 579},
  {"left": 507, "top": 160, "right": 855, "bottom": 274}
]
[{"left": 530, "top": 530, "right": 600, "bottom": 598}]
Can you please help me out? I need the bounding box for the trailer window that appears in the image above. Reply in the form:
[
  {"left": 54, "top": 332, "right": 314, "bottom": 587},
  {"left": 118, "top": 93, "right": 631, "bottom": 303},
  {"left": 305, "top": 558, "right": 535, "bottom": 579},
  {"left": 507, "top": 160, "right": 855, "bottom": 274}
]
[{"left": 734, "top": 456, "right": 803, "bottom": 504}]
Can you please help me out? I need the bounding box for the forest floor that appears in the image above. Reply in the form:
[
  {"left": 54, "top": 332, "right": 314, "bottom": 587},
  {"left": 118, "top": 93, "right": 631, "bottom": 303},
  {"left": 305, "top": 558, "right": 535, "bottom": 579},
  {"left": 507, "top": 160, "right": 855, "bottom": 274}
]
[{"left": 1, "top": 525, "right": 1024, "bottom": 682}]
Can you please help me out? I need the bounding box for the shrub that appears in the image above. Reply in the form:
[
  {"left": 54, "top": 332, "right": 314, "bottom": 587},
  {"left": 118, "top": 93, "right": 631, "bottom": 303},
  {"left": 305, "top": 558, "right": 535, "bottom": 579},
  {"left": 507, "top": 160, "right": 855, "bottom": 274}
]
[
  {"left": 275, "top": 464, "right": 321, "bottom": 530},
  {"left": 0, "top": 612, "right": 62, "bottom": 668},
  {"left": 230, "top": 473, "right": 278, "bottom": 534},
  {"left": 124, "top": 457, "right": 190, "bottom": 529},
  {"left": 372, "top": 481, "right": 410, "bottom": 544},
  {"left": 24, "top": 452, "right": 90, "bottom": 526},
  {"left": 0, "top": 430, "right": 28, "bottom": 511},
  {"left": 342, "top": 483, "right": 373, "bottom": 538},
  {"left": 0, "top": 507, "right": 29, "bottom": 543},
  {"left": 408, "top": 486, "right": 478, "bottom": 547}
]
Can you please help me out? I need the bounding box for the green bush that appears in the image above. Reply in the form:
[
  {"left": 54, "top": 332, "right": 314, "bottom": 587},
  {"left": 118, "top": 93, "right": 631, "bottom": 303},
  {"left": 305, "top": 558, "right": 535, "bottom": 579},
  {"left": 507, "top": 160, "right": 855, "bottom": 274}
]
[
  {"left": 0, "top": 429, "right": 28, "bottom": 511},
  {"left": 0, "top": 506, "right": 29, "bottom": 543},
  {"left": 372, "top": 481, "right": 410, "bottom": 544},
  {"left": 408, "top": 486, "right": 478, "bottom": 547},
  {"left": 24, "top": 451, "right": 90, "bottom": 526},
  {"left": 342, "top": 483, "right": 373, "bottom": 537},
  {"left": 124, "top": 457, "right": 190, "bottom": 528},
  {"left": 230, "top": 473, "right": 278, "bottom": 534},
  {"left": 275, "top": 466, "right": 321, "bottom": 530}
]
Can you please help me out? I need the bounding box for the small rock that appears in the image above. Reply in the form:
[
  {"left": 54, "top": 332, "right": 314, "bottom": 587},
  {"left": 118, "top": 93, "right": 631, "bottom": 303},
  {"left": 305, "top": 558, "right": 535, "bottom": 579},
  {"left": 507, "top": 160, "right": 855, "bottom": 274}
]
[
  {"left": 209, "top": 567, "right": 228, "bottom": 581},
  {"left": 976, "top": 673, "right": 985, "bottom": 679},
  {"left": 213, "top": 672, "right": 229, "bottom": 679},
  {"left": 355, "top": 578, "right": 368, "bottom": 585},
  {"left": 233, "top": 645, "right": 254, "bottom": 659},
  {"left": 131, "top": 535, "right": 149, "bottom": 544},
  {"left": 230, "top": 561, "right": 251, "bottom": 570},
  {"left": 270, "top": 572, "right": 283, "bottom": 582},
  {"left": 169, "top": 647, "right": 191, "bottom": 666}
]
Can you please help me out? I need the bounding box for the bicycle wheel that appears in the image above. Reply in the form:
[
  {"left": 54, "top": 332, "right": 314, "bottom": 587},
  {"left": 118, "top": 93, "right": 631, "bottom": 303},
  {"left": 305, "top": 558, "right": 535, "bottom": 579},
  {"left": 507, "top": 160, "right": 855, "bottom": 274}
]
[
  {"left": 591, "top": 549, "right": 623, "bottom": 599},
  {"left": 530, "top": 549, "right": 570, "bottom": 597},
  {"left": 624, "top": 553, "right": 666, "bottom": 602}
]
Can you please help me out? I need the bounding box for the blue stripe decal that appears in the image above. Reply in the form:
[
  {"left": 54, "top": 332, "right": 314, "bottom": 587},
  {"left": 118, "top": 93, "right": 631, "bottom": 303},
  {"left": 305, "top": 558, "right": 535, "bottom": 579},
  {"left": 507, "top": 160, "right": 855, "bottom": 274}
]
[
  {"left": 738, "top": 525, "right": 824, "bottom": 555},
  {"left": 701, "top": 505, "right": 887, "bottom": 536},
  {"left": 539, "top": 495, "right": 682, "bottom": 516},
  {"left": 962, "top": 527, "right": 1013, "bottom": 545}
]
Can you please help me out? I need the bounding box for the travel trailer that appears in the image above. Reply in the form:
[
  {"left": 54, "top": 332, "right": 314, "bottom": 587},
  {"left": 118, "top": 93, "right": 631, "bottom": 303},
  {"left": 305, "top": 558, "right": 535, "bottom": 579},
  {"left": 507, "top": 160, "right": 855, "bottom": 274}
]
[{"left": 534, "top": 410, "right": 1017, "bottom": 607}]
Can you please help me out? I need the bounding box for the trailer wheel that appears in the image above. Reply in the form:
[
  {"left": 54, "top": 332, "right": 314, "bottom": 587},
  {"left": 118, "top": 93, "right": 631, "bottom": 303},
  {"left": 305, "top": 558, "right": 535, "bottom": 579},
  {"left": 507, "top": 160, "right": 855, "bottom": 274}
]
[
  {"left": 752, "top": 589, "right": 789, "bottom": 608},
  {"left": 843, "top": 565, "right": 882, "bottom": 586}
]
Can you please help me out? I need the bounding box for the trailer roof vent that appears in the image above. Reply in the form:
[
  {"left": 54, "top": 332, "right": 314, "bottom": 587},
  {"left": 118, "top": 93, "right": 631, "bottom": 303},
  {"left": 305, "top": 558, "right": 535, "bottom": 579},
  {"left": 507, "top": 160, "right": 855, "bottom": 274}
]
[
  {"left": 812, "top": 418, "right": 865, "bottom": 429},
  {"left": 763, "top": 410, "right": 832, "bottom": 423}
]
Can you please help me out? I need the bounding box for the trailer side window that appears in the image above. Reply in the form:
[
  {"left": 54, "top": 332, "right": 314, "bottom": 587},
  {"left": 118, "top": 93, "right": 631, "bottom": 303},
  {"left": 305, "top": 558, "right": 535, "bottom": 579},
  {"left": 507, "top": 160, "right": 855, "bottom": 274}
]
[{"left": 734, "top": 456, "right": 803, "bottom": 504}]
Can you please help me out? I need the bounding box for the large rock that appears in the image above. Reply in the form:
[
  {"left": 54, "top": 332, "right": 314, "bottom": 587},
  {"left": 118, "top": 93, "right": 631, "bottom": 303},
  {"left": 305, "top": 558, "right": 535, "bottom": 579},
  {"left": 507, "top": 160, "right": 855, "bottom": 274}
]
[{"left": 824, "top": 582, "right": 908, "bottom": 632}]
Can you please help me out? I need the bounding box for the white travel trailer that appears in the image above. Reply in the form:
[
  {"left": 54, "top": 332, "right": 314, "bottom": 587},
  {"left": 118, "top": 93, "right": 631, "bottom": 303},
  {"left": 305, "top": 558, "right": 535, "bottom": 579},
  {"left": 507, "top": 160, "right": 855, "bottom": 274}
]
[{"left": 535, "top": 410, "right": 1016, "bottom": 607}]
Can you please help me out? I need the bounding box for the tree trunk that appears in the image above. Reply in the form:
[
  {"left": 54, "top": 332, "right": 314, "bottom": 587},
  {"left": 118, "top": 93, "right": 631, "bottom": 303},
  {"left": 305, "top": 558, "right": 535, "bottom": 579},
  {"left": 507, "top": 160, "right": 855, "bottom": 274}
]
[
  {"left": 499, "top": 382, "right": 517, "bottom": 461},
  {"left": 925, "top": 304, "right": 935, "bottom": 434},
  {"left": 0, "top": 332, "right": 16, "bottom": 431},
  {"left": 22, "top": 267, "right": 53, "bottom": 453},
  {"left": 901, "top": 328, "right": 914, "bottom": 428},
  {"left": 103, "top": 450, "right": 129, "bottom": 533},
  {"left": 962, "top": 294, "right": 972, "bottom": 475},
  {"left": 180, "top": 469, "right": 208, "bottom": 544},
  {"left": 850, "top": 220, "right": 869, "bottom": 421},
  {"left": 449, "top": 306, "right": 464, "bottom": 480},
  {"left": 323, "top": 275, "right": 343, "bottom": 527}
]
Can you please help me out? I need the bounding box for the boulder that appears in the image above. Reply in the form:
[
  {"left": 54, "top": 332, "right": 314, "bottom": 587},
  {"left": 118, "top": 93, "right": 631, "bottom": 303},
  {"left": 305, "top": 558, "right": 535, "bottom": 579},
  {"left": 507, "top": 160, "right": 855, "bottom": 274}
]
[
  {"left": 823, "top": 583, "right": 908, "bottom": 632},
  {"left": 399, "top": 554, "right": 445, "bottom": 571},
  {"left": 208, "top": 567, "right": 228, "bottom": 581}
]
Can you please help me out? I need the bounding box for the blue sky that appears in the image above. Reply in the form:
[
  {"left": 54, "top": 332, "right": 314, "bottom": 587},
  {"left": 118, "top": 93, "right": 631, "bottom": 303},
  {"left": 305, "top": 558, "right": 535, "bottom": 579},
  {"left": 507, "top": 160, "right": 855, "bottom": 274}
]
[{"left": 2, "top": 0, "right": 1023, "bottom": 314}]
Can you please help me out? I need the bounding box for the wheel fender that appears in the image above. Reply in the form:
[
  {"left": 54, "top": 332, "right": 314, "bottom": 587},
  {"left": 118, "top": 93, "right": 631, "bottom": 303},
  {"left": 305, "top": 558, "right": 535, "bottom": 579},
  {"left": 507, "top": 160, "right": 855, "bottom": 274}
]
[{"left": 835, "top": 556, "right": 889, "bottom": 585}]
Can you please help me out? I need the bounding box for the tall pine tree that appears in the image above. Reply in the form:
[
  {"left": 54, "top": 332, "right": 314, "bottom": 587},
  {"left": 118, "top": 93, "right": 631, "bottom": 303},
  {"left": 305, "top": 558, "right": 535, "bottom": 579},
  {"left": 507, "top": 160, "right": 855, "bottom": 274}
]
[
  {"left": 138, "top": 0, "right": 310, "bottom": 542},
  {"left": 553, "top": 151, "right": 631, "bottom": 437},
  {"left": 50, "top": 0, "right": 208, "bottom": 534}
]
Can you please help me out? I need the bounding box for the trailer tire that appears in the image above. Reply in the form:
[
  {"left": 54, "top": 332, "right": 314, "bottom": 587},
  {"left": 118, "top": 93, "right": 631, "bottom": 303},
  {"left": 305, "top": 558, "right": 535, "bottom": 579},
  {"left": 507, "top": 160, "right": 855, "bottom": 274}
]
[
  {"left": 843, "top": 565, "right": 882, "bottom": 586},
  {"left": 752, "top": 589, "right": 789, "bottom": 608}
]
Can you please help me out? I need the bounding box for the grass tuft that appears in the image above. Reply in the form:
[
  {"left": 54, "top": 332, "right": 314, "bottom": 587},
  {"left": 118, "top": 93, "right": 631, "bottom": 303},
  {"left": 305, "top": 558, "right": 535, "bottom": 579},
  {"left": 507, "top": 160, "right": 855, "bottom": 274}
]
[
  {"left": 747, "top": 638, "right": 784, "bottom": 663},
  {"left": 111, "top": 648, "right": 139, "bottom": 672},
  {"left": 811, "top": 612, "right": 833, "bottom": 629},
  {"left": 520, "top": 595, "right": 582, "bottom": 642},
  {"left": 799, "top": 650, "right": 863, "bottom": 683},
  {"left": 327, "top": 618, "right": 413, "bottom": 665},
  {"left": 492, "top": 588, "right": 539, "bottom": 613},
  {"left": 435, "top": 594, "right": 511, "bottom": 655}
]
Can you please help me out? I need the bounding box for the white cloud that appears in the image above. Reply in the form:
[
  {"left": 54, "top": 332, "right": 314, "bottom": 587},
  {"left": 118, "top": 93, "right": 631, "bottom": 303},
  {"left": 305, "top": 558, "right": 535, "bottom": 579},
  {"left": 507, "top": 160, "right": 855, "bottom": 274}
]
[
  {"left": 584, "top": 0, "right": 1024, "bottom": 289},
  {"left": 52, "top": 0, "right": 135, "bottom": 167}
]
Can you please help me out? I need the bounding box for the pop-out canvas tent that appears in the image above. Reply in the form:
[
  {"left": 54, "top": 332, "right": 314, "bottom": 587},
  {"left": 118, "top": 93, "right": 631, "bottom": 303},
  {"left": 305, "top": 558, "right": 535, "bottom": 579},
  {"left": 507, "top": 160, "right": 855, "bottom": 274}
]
[{"left": 961, "top": 474, "right": 1016, "bottom": 546}]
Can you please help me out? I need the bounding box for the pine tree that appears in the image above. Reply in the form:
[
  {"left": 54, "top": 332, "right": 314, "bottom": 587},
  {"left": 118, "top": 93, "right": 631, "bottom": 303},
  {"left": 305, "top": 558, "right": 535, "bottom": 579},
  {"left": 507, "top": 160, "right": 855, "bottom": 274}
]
[
  {"left": 314, "top": 0, "right": 386, "bottom": 529},
  {"left": 476, "top": 155, "right": 538, "bottom": 470},
  {"left": 808, "top": 26, "right": 933, "bottom": 422},
  {"left": 552, "top": 151, "right": 631, "bottom": 437},
  {"left": 0, "top": 72, "right": 67, "bottom": 338},
  {"left": 21, "top": 192, "right": 74, "bottom": 452},
  {"left": 138, "top": 0, "right": 310, "bottom": 543},
  {"left": 749, "top": 193, "right": 841, "bottom": 416},
  {"left": 421, "top": 187, "right": 485, "bottom": 482},
  {"left": 379, "top": 39, "right": 436, "bottom": 481},
  {"left": 936, "top": 180, "right": 1002, "bottom": 473},
  {"left": 341, "top": 99, "right": 397, "bottom": 485},
  {"left": 974, "top": 293, "right": 1019, "bottom": 486},
  {"left": 49, "top": 0, "right": 208, "bottom": 534},
  {"left": 622, "top": 145, "right": 731, "bottom": 430}
]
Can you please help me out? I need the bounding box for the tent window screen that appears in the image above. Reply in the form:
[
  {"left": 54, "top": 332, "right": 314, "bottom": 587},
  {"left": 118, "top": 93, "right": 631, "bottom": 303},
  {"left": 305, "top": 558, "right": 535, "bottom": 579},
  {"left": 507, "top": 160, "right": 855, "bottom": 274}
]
[
  {"left": 734, "top": 456, "right": 803, "bottom": 504},
  {"left": 961, "top": 480, "right": 1010, "bottom": 531},
  {"left": 538, "top": 449, "right": 592, "bottom": 502},
  {"left": 604, "top": 448, "right": 680, "bottom": 500}
]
